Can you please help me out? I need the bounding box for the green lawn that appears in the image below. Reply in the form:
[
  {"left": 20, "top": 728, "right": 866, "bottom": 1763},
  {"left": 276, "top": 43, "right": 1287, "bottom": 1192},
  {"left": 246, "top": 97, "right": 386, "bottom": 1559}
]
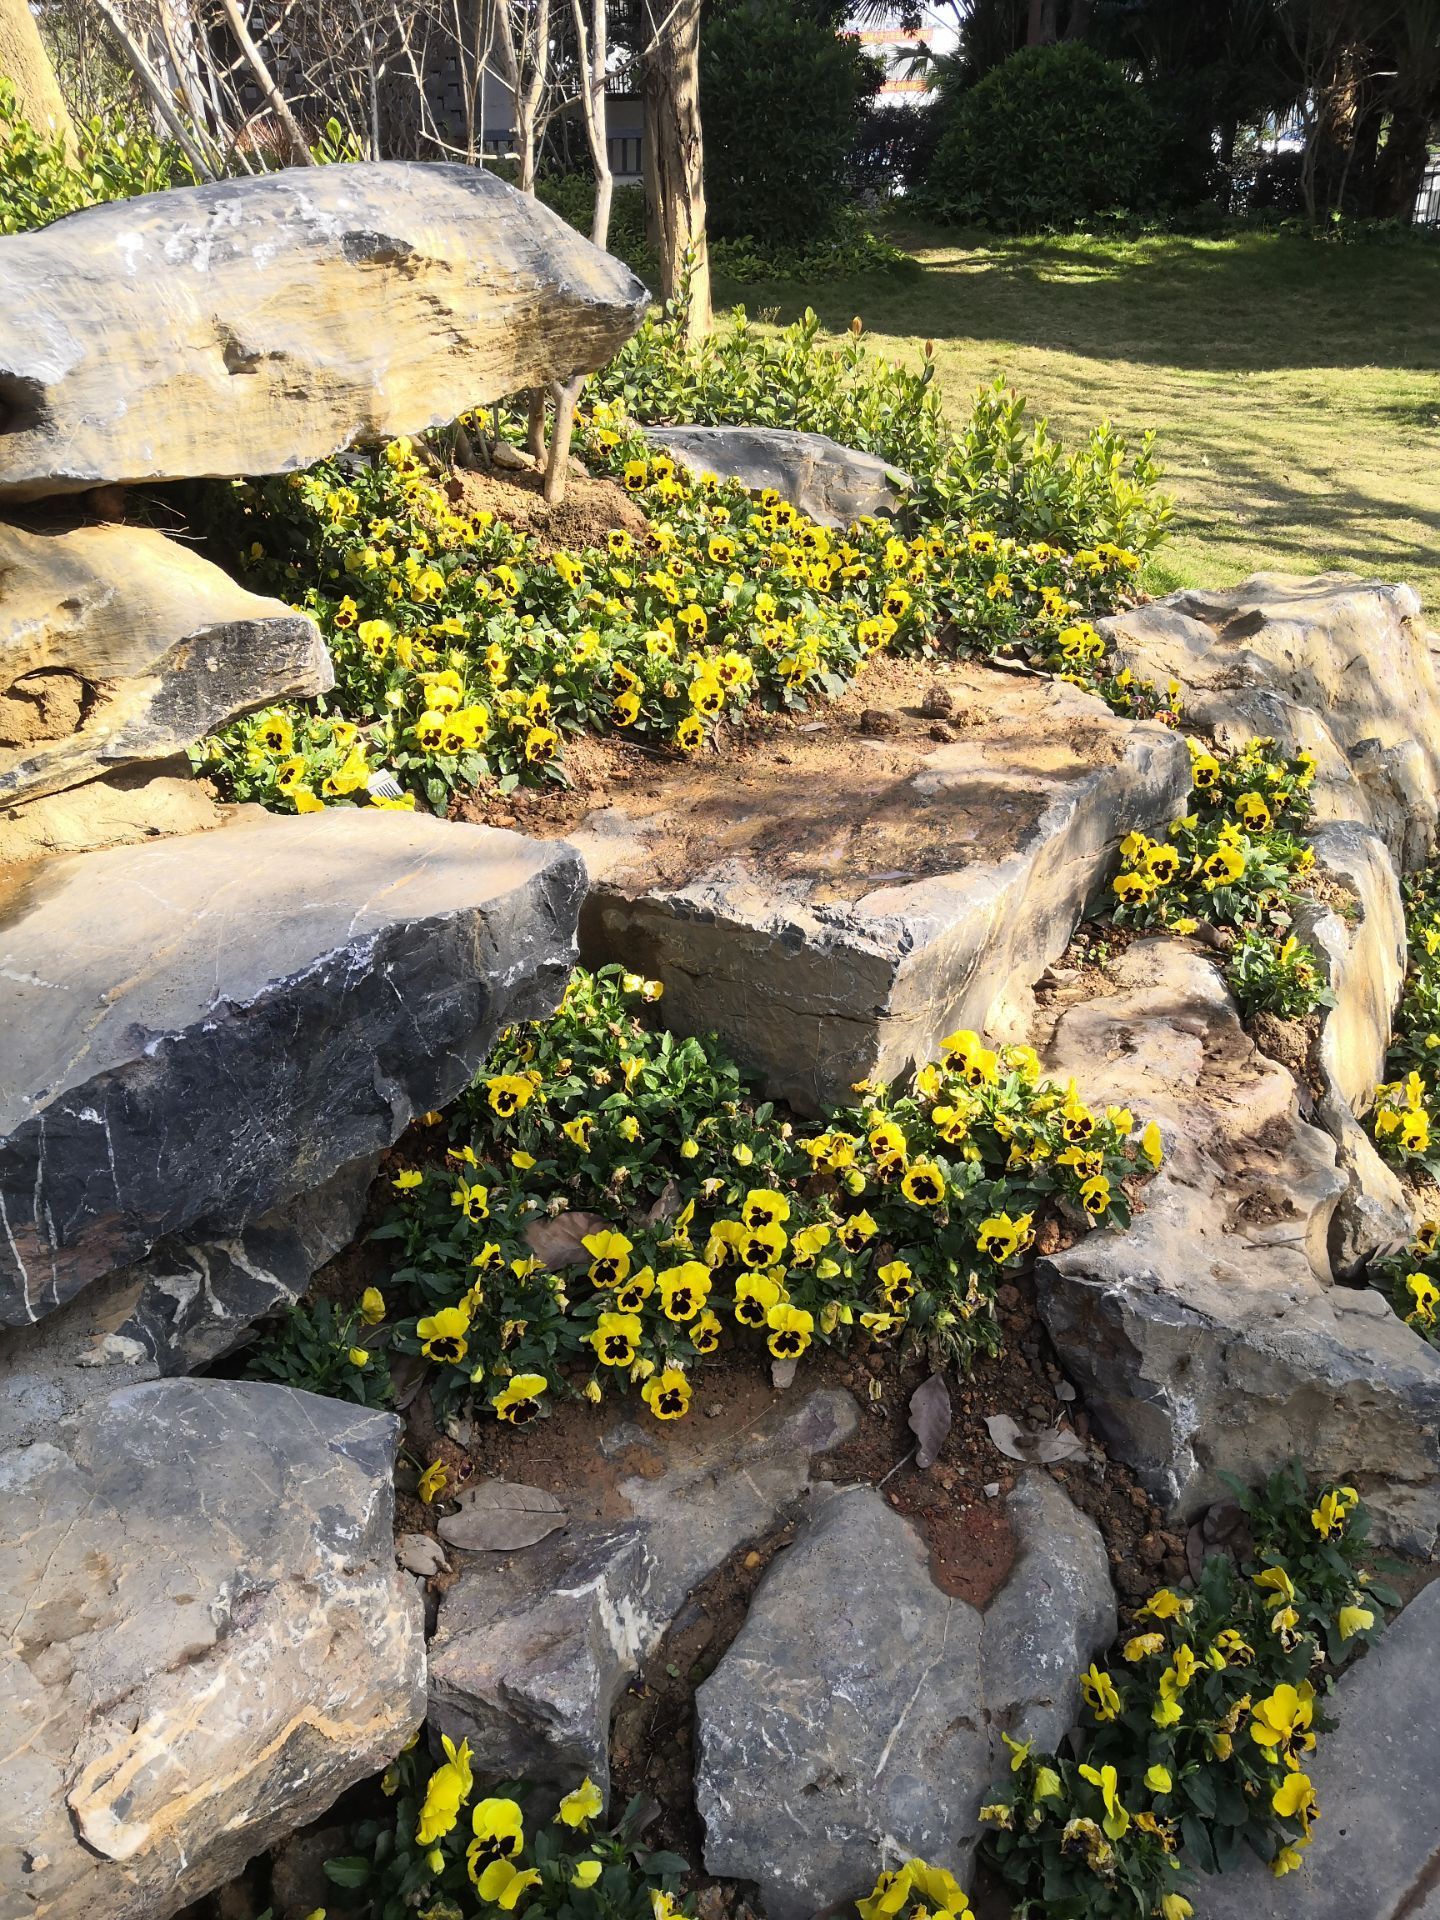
[{"left": 715, "top": 226, "right": 1440, "bottom": 613}]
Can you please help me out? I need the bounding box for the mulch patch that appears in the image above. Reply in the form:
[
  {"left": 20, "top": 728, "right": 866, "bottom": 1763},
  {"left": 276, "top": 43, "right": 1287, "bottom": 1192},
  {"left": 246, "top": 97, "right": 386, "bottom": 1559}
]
[{"left": 445, "top": 461, "right": 654, "bottom": 557}]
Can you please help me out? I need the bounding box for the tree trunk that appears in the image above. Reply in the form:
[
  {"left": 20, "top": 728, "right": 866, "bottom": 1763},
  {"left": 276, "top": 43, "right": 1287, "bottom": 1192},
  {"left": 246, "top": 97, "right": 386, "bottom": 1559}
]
[
  {"left": 0, "top": 0, "right": 77, "bottom": 157},
  {"left": 1027, "top": 0, "right": 1058, "bottom": 45},
  {"left": 642, "top": 0, "right": 710, "bottom": 338},
  {"left": 1372, "top": 102, "right": 1433, "bottom": 220}
]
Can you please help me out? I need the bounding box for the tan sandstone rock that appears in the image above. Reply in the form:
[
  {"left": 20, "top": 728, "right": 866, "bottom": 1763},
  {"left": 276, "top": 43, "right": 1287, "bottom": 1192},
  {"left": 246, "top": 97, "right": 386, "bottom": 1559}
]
[
  {"left": 0, "top": 1377, "right": 424, "bottom": 1920},
  {"left": 1103, "top": 574, "right": 1440, "bottom": 871},
  {"left": 1034, "top": 938, "right": 1440, "bottom": 1541},
  {"left": 0, "top": 762, "right": 230, "bottom": 868},
  {"left": 0, "top": 161, "right": 649, "bottom": 500},
  {"left": 0, "top": 519, "right": 330, "bottom": 805}
]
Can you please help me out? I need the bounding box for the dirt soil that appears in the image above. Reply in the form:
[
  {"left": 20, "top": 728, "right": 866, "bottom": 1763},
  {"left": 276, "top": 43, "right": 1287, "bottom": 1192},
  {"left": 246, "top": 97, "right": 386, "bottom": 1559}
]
[
  {"left": 456, "top": 655, "right": 1130, "bottom": 905},
  {"left": 444, "top": 462, "right": 653, "bottom": 557}
]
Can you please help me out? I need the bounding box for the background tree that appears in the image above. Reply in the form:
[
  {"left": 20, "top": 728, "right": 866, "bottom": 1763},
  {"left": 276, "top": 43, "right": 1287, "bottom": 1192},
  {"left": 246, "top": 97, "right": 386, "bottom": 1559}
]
[
  {"left": 640, "top": 0, "right": 710, "bottom": 336},
  {"left": 2, "top": 0, "right": 76, "bottom": 154}
]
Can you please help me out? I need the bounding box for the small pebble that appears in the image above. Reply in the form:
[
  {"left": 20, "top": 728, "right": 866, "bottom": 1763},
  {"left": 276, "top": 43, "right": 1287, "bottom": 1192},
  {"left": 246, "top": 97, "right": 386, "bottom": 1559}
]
[
  {"left": 743, "top": 1550, "right": 762, "bottom": 1570},
  {"left": 983, "top": 1481, "right": 1001, "bottom": 1498}
]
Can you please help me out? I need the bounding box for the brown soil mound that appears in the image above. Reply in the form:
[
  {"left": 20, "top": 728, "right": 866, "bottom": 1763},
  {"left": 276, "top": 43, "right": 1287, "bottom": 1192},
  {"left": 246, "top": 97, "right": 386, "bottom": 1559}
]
[{"left": 444, "top": 461, "right": 652, "bottom": 557}]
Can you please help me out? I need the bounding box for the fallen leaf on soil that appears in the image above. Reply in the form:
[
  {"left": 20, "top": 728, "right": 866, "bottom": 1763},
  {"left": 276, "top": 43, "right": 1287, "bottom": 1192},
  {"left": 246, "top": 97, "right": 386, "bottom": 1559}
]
[
  {"left": 985, "top": 1412, "right": 1086, "bottom": 1465},
  {"left": 396, "top": 1532, "right": 449, "bottom": 1578},
  {"left": 524, "top": 1209, "right": 611, "bottom": 1270},
  {"left": 438, "top": 1479, "right": 566, "bottom": 1552},
  {"left": 908, "top": 1372, "right": 952, "bottom": 1470},
  {"left": 646, "top": 1179, "right": 684, "bottom": 1226},
  {"left": 389, "top": 1354, "right": 427, "bottom": 1410}
]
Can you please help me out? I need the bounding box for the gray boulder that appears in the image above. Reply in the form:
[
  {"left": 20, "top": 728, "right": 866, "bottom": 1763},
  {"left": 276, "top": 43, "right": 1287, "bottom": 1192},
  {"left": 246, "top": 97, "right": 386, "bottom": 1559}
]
[
  {"left": 1104, "top": 574, "right": 1440, "bottom": 871},
  {"left": 0, "top": 1377, "right": 425, "bottom": 1920},
  {"left": 979, "top": 1470, "right": 1116, "bottom": 1759},
  {"left": 0, "top": 1157, "right": 377, "bottom": 1453},
  {"left": 1202, "top": 1581, "right": 1440, "bottom": 1919},
  {"left": 0, "top": 520, "right": 330, "bottom": 806},
  {"left": 694, "top": 1475, "right": 1115, "bottom": 1917},
  {"left": 0, "top": 808, "right": 584, "bottom": 1326},
  {"left": 427, "top": 1390, "right": 858, "bottom": 1803},
  {"left": 1034, "top": 939, "right": 1440, "bottom": 1538},
  {"left": 639, "top": 424, "right": 910, "bottom": 528},
  {"left": 0, "top": 161, "right": 649, "bottom": 499},
  {"left": 570, "top": 664, "right": 1190, "bottom": 1111}
]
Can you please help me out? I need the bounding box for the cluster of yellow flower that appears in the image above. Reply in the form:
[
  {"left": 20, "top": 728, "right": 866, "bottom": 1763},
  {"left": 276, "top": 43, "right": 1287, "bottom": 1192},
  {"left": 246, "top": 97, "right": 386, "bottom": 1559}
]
[
  {"left": 367, "top": 969, "right": 1163, "bottom": 1432},
  {"left": 980, "top": 1473, "right": 1389, "bottom": 1916},
  {"left": 202, "top": 403, "right": 1149, "bottom": 812}
]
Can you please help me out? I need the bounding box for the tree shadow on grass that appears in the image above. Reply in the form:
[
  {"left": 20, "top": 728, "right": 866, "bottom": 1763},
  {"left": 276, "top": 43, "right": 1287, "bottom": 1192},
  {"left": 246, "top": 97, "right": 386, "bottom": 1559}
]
[{"left": 717, "top": 228, "right": 1440, "bottom": 378}]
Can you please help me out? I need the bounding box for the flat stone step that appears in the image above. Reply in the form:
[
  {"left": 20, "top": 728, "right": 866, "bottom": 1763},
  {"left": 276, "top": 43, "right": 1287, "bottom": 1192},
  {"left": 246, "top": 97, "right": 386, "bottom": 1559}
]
[
  {"left": 566, "top": 662, "right": 1190, "bottom": 1110},
  {"left": 0, "top": 808, "right": 583, "bottom": 1328},
  {"left": 694, "top": 1473, "right": 1115, "bottom": 1915}
]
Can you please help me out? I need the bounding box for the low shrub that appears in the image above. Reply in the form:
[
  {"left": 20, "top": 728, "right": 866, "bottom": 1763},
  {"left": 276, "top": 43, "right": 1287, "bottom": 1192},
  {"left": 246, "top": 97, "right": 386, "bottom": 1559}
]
[
  {"left": 0, "top": 76, "right": 195, "bottom": 233},
  {"left": 983, "top": 1464, "right": 1397, "bottom": 1912},
  {"left": 701, "top": 0, "right": 878, "bottom": 248},
  {"left": 926, "top": 44, "right": 1157, "bottom": 233},
  {"left": 245, "top": 963, "right": 1164, "bottom": 1427}
]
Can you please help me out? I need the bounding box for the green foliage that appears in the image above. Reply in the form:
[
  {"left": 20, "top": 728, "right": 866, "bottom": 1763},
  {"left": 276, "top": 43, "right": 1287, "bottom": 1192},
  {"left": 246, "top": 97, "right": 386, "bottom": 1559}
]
[
  {"left": 0, "top": 77, "right": 195, "bottom": 234},
  {"left": 243, "top": 1295, "right": 392, "bottom": 1408},
  {"left": 1108, "top": 737, "right": 1321, "bottom": 938},
  {"left": 593, "top": 296, "right": 944, "bottom": 473},
  {"left": 1370, "top": 864, "right": 1440, "bottom": 1172},
  {"left": 928, "top": 43, "right": 1157, "bottom": 232},
  {"left": 1370, "top": 1218, "right": 1440, "bottom": 1346},
  {"left": 362, "top": 963, "right": 1159, "bottom": 1428},
  {"left": 711, "top": 209, "right": 916, "bottom": 285},
  {"left": 327, "top": 1745, "right": 691, "bottom": 1920},
  {"left": 536, "top": 175, "right": 650, "bottom": 271},
  {"left": 701, "top": 0, "right": 878, "bottom": 247},
  {"left": 1225, "top": 928, "right": 1332, "bottom": 1022},
  {"left": 915, "top": 378, "right": 1171, "bottom": 557},
  {"left": 983, "top": 1464, "right": 1397, "bottom": 1915}
]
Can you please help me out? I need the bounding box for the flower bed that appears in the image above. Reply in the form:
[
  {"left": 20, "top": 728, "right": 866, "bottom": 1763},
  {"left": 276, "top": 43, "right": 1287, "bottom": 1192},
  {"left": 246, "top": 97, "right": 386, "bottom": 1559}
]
[
  {"left": 981, "top": 1465, "right": 1397, "bottom": 1916},
  {"left": 245, "top": 966, "right": 1162, "bottom": 1436}
]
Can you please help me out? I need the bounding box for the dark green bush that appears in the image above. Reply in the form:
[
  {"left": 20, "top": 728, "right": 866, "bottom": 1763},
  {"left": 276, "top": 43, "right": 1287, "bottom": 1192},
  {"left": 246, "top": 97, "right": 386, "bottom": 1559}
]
[
  {"left": 929, "top": 42, "right": 1157, "bottom": 231},
  {"left": 700, "top": 0, "right": 879, "bottom": 247},
  {"left": 535, "top": 174, "right": 649, "bottom": 270}
]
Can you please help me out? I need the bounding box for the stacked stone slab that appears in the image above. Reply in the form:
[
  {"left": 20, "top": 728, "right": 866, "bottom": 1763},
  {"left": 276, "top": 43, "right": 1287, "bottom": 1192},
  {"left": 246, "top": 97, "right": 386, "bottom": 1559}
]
[{"left": 0, "top": 161, "right": 646, "bottom": 1920}]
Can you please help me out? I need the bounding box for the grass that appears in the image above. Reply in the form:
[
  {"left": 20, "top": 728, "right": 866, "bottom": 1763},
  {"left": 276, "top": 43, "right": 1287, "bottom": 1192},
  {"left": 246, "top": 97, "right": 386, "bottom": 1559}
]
[{"left": 714, "top": 225, "right": 1440, "bottom": 613}]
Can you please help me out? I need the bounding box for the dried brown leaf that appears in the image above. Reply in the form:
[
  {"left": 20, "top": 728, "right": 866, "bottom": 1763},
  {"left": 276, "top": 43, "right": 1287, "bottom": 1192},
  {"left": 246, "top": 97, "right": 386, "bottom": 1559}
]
[
  {"left": 438, "top": 1479, "right": 566, "bottom": 1553},
  {"left": 908, "top": 1372, "right": 952, "bottom": 1470}
]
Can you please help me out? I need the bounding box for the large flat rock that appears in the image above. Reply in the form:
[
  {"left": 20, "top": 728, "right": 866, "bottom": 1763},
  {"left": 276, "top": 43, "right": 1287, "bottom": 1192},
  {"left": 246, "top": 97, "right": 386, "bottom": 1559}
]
[
  {"left": 694, "top": 1475, "right": 1115, "bottom": 1917},
  {"left": 1034, "top": 939, "right": 1440, "bottom": 1540},
  {"left": 0, "top": 519, "right": 331, "bottom": 805},
  {"left": 1105, "top": 574, "right": 1440, "bottom": 871},
  {"left": 569, "top": 662, "right": 1190, "bottom": 1110},
  {"left": 0, "top": 808, "right": 584, "bottom": 1326},
  {"left": 639, "top": 425, "right": 910, "bottom": 528},
  {"left": 0, "top": 1377, "right": 425, "bottom": 1920},
  {"left": 0, "top": 161, "right": 649, "bottom": 499},
  {"left": 1202, "top": 1580, "right": 1440, "bottom": 1919}
]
